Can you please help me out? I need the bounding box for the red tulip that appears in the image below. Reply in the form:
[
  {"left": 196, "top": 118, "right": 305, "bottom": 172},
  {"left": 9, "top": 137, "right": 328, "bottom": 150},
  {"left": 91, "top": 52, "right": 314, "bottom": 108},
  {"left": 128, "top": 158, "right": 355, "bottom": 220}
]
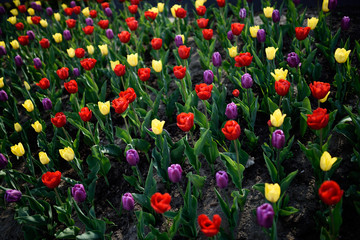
[
  {"left": 114, "top": 64, "right": 126, "bottom": 77},
  {"left": 319, "top": 180, "right": 343, "bottom": 206},
  {"left": 138, "top": 68, "right": 151, "bottom": 82},
  {"left": 173, "top": 66, "right": 187, "bottom": 79},
  {"left": 18, "top": 5, "right": 26, "bottom": 13},
  {"left": 98, "top": 20, "right": 109, "bottom": 29},
  {"left": 216, "top": 0, "right": 226, "bottom": 7},
  {"left": 82, "top": 26, "right": 94, "bottom": 35},
  {"left": 178, "top": 45, "right": 191, "bottom": 59},
  {"left": 64, "top": 8, "right": 73, "bottom": 16},
  {"left": 198, "top": 214, "right": 221, "bottom": 237},
  {"left": 177, "top": 113, "right": 194, "bottom": 132},
  {"left": 295, "top": 27, "right": 311, "bottom": 41},
  {"left": 222, "top": 120, "right": 241, "bottom": 140},
  {"left": 196, "top": 6, "right": 206, "bottom": 16},
  {"left": 175, "top": 8, "right": 187, "bottom": 19},
  {"left": 15, "top": 22, "right": 24, "bottom": 31},
  {"left": 232, "top": 89, "right": 240, "bottom": 97},
  {"left": 151, "top": 38, "right": 162, "bottom": 50},
  {"left": 197, "top": 18, "right": 209, "bottom": 28},
  {"left": 126, "top": 17, "right": 138, "bottom": 31},
  {"left": 57, "top": 67, "right": 69, "bottom": 80},
  {"left": 66, "top": 19, "right": 76, "bottom": 29},
  {"left": 39, "top": 38, "right": 50, "bottom": 49},
  {"left": 119, "top": 87, "right": 137, "bottom": 103},
  {"left": 75, "top": 48, "right": 85, "bottom": 58},
  {"left": 31, "top": 16, "right": 41, "bottom": 25},
  {"left": 64, "top": 80, "right": 78, "bottom": 94},
  {"left": 36, "top": 78, "right": 50, "bottom": 90},
  {"left": 73, "top": 6, "right": 81, "bottom": 15},
  {"left": 79, "top": 107, "right": 92, "bottom": 122},
  {"left": 275, "top": 79, "right": 291, "bottom": 96},
  {"left": 307, "top": 108, "right": 329, "bottom": 130},
  {"left": 18, "top": 36, "right": 29, "bottom": 46},
  {"left": 80, "top": 58, "right": 97, "bottom": 71},
  {"left": 128, "top": 5, "right": 138, "bottom": 14},
  {"left": 112, "top": 97, "right": 129, "bottom": 114},
  {"left": 151, "top": 193, "right": 171, "bottom": 214},
  {"left": 144, "top": 11, "right": 157, "bottom": 21},
  {"left": 235, "top": 52, "right": 253, "bottom": 67},
  {"left": 202, "top": 29, "right": 213, "bottom": 40},
  {"left": 195, "top": 83, "right": 213, "bottom": 100},
  {"left": 309, "top": 81, "right": 330, "bottom": 100},
  {"left": 42, "top": 171, "right": 61, "bottom": 189},
  {"left": 51, "top": 112, "right": 67, "bottom": 128},
  {"left": 118, "top": 31, "right": 131, "bottom": 43},
  {"left": 231, "top": 23, "right": 245, "bottom": 36},
  {"left": 101, "top": 2, "right": 110, "bottom": 9},
  {"left": 90, "top": 10, "right": 97, "bottom": 18}
]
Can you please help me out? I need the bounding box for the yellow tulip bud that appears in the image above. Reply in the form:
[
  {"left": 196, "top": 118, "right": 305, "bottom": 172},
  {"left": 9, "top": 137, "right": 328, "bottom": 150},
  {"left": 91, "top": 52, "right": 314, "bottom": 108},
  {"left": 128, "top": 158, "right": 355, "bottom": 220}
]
[
  {"left": 149, "top": 7, "right": 159, "bottom": 14},
  {"left": 39, "top": 152, "right": 50, "bottom": 165},
  {"left": 61, "top": 4, "right": 68, "bottom": 10},
  {"left": 265, "top": 183, "right": 281, "bottom": 203},
  {"left": 54, "top": 13, "right": 61, "bottom": 22},
  {"left": 7, "top": 16, "right": 17, "bottom": 25},
  {"left": 195, "top": 0, "right": 205, "bottom": 8},
  {"left": 59, "top": 147, "right": 75, "bottom": 162},
  {"left": 271, "top": 68, "right": 288, "bottom": 81},
  {"left": 270, "top": 109, "right": 286, "bottom": 127},
  {"left": 151, "top": 119, "right": 165, "bottom": 135},
  {"left": 67, "top": 48, "right": 75, "bottom": 58},
  {"left": 334, "top": 48, "right": 351, "bottom": 64},
  {"left": 320, "top": 151, "right": 337, "bottom": 171},
  {"left": 0, "top": 41, "right": 5, "bottom": 48},
  {"left": 40, "top": 19, "right": 48, "bottom": 28},
  {"left": 320, "top": 91, "right": 330, "bottom": 103},
  {"left": 35, "top": 1, "right": 41, "bottom": 6},
  {"left": 27, "top": 8, "right": 35, "bottom": 16},
  {"left": 228, "top": 46, "right": 238, "bottom": 58},
  {"left": 127, "top": 53, "right": 138, "bottom": 67},
  {"left": 13, "top": 0, "right": 20, "bottom": 7},
  {"left": 0, "top": 77, "right": 4, "bottom": 88},
  {"left": 53, "top": 33, "right": 62, "bottom": 43},
  {"left": 24, "top": 81, "right": 30, "bottom": 91},
  {"left": 22, "top": 99, "right": 34, "bottom": 112},
  {"left": 82, "top": 7, "right": 90, "bottom": 17},
  {"left": 11, "top": 142, "right": 25, "bottom": 157},
  {"left": 152, "top": 60, "right": 162, "bottom": 72},
  {"left": 27, "top": 16, "right": 33, "bottom": 25},
  {"left": 171, "top": 4, "right": 181, "bottom": 18},
  {"left": 10, "top": 9, "right": 18, "bottom": 16},
  {"left": 322, "top": 0, "right": 329, "bottom": 12},
  {"left": 98, "top": 101, "right": 110, "bottom": 115},
  {"left": 307, "top": 17, "right": 319, "bottom": 30},
  {"left": 110, "top": 60, "right": 120, "bottom": 71},
  {"left": 87, "top": 45, "right": 94, "bottom": 55},
  {"left": 14, "top": 123, "right": 22, "bottom": 132},
  {"left": 98, "top": 44, "right": 108, "bottom": 56},
  {"left": 157, "top": 3, "right": 165, "bottom": 12},
  {"left": 263, "top": 7, "right": 274, "bottom": 18},
  {"left": 265, "top": 47, "right": 278, "bottom": 60},
  {"left": 10, "top": 40, "right": 19, "bottom": 50},
  {"left": 250, "top": 26, "right": 260, "bottom": 38},
  {"left": 31, "top": 121, "right": 42, "bottom": 133}
]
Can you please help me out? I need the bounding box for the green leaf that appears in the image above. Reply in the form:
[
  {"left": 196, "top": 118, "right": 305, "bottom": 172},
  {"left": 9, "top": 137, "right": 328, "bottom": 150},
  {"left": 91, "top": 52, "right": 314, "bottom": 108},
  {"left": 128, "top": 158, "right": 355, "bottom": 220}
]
[
  {"left": 193, "top": 107, "right": 209, "bottom": 129},
  {"left": 264, "top": 153, "right": 278, "bottom": 183},
  {"left": 280, "top": 170, "right": 298, "bottom": 193},
  {"left": 220, "top": 153, "right": 244, "bottom": 190},
  {"left": 194, "top": 128, "right": 210, "bottom": 155},
  {"left": 100, "top": 144, "right": 122, "bottom": 157},
  {"left": 279, "top": 206, "right": 299, "bottom": 216},
  {"left": 115, "top": 126, "right": 132, "bottom": 144}
]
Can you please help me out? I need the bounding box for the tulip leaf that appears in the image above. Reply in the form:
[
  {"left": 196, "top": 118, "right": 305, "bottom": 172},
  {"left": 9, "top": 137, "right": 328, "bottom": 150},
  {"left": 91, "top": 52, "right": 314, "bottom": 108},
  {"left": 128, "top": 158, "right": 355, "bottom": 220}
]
[
  {"left": 279, "top": 206, "right": 299, "bottom": 216},
  {"left": 184, "top": 140, "right": 201, "bottom": 174},
  {"left": 214, "top": 188, "right": 232, "bottom": 220},
  {"left": 220, "top": 153, "right": 244, "bottom": 190},
  {"left": 115, "top": 126, "right": 132, "bottom": 144},
  {"left": 194, "top": 128, "right": 210, "bottom": 155},
  {"left": 100, "top": 144, "right": 122, "bottom": 157},
  {"left": 55, "top": 226, "right": 80, "bottom": 239},
  {"left": 193, "top": 107, "right": 209, "bottom": 129},
  {"left": 263, "top": 153, "right": 278, "bottom": 183},
  {"left": 280, "top": 170, "right": 298, "bottom": 193}
]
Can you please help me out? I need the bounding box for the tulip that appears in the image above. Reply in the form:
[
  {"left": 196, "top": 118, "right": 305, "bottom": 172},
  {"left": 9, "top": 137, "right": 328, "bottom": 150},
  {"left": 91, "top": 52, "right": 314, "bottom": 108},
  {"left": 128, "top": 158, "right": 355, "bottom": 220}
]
[
  {"left": 98, "top": 101, "right": 110, "bottom": 115},
  {"left": 53, "top": 33, "right": 62, "bottom": 43},
  {"left": 27, "top": 16, "right": 33, "bottom": 25},
  {"left": 198, "top": 214, "right": 221, "bottom": 237},
  {"left": 178, "top": 45, "right": 191, "bottom": 59},
  {"left": 270, "top": 109, "right": 286, "bottom": 127},
  {"left": 98, "top": 44, "right": 108, "bottom": 56},
  {"left": 228, "top": 46, "right": 238, "bottom": 58},
  {"left": 227, "top": 31, "right": 234, "bottom": 41},
  {"left": 203, "top": 70, "right": 214, "bottom": 84},
  {"left": 54, "top": 13, "right": 61, "bottom": 21},
  {"left": 341, "top": 16, "right": 350, "bottom": 31},
  {"left": 38, "top": 152, "right": 50, "bottom": 165},
  {"left": 328, "top": 0, "right": 337, "bottom": 10},
  {"left": 295, "top": 27, "right": 311, "bottom": 41},
  {"left": 104, "top": 7, "right": 112, "bottom": 17},
  {"left": 0, "top": 46, "right": 6, "bottom": 56},
  {"left": 265, "top": 47, "right": 278, "bottom": 60},
  {"left": 110, "top": 61, "right": 120, "bottom": 71},
  {"left": 10, "top": 8, "right": 18, "bottom": 16},
  {"left": 225, "top": 102, "right": 238, "bottom": 119},
  {"left": 4, "top": 189, "right": 22, "bottom": 203},
  {"left": 73, "top": 68, "right": 80, "bottom": 78},
  {"left": 64, "top": 80, "right": 78, "bottom": 94},
  {"left": 265, "top": 183, "right": 281, "bottom": 203},
  {"left": 42, "top": 171, "right": 61, "bottom": 189},
  {"left": 15, "top": 23, "right": 23, "bottom": 31},
  {"left": 51, "top": 112, "right": 67, "bottom": 128},
  {"left": 257, "top": 203, "right": 274, "bottom": 228},
  {"left": 138, "top": 68, "right": 151, "bottom": 82},
  {"left": 14, "top": 123, "right": 22, "bottom": 132},
  {"left": 195, "top": 83, "right": 213, "bottom": 100},
  {"left": 72, "top": 184, "right": 87, "bottom": 203},
  {"left": 171, "top": 4, "right": 181, "bottom": 18},
  {"left": 174, "top": 66, "right": 187, "bottom": 79},
  {"left": 0, "top": 153, "right": 8, "bottom": 169},
  {"left": 231, "top": 23, "right": 245, "bottom": 36},
  {"left": 319, "top": 180, "right": 343, "bottom": 205},
  {"left": 0, "top": 77, "right": 4, "bottom": 88},
  {"left": 126, "top": 149, "right": 139, "bottom": 166},
  {"left": 232, "top": 89, "right": 240, "bottom": 97},
  {"left": 157, "top": 3, "right": 164, "bottom": 12},
  {"left": 40, "top": 19, "right": 48, "bottom": 28},
  {"left": 7, "top": 16, "right": 17, "bottom": 25},
  {"left": 85, "top": 17, "right": 94, "bottom": 26},
  {"left": 59, "top": 147, "right": 75, "bottom": 162},
  {"left": 151, "top": 38, "right": 163, "bottom": 50},
  {"left": 122, "top": 193, "right": 135, "bottom": 211},
  {"left": 0, "top": 90, "right": 8, "bottom": 102},
  {"left": 79, "top": 107, "right": 92, "bottom": 122},
  {"left": 216, "top": 171, "right": 228, "bottom": 189},
  {"left": 22, "top": 99, "right": 34, "bottom": 112},
  {"left": 127, "top": 53, "right": 138, "bottom": 67},
  {"left": 212, "top": 52, "right": 222, "bottom": 67},
  {"left": 271, "top": 68, "right": 288, "bottom": 81},
  {"left": 307, "top": 17, "right": 319, "bottom": 30},
  {"left": 235, "top": 52, "right": 253, "bottom": 68},
  {"left": 151, "top": 119, "right": 165, "bottom": 135},
  {"left": 175, "top": 35, "right": 184, "bottom": 47},
  {"left": 239, "top": 8, "right": 246, "bottom": 19},
  {"left": 275, "top": 79, "right": 291, "bottom": 96},
  {"left": 151, "top": 192, "right": 171, "bottom": 214},
  {"left": 87, "top": 45, "right": 94, "bottom": 55},
  {"left": 307, "top": 108, "right": 329, "bottom": 130},
  {"left": 152, "top": 60, "right": 162, "bottom": 72},
  {"left": 272, "top": 130, "right": 285, "bottom": 149},
  {"left": 10, "top": 40, "right": 20, "bottom": 50},
  {"left": 27, "top": 30, "right": 35, "bottom": 41},
  {"left": 80, "top": 58, "right": 97, "bottom": 71},
  {"left": 33, "top": 58, "right": 42, "bottom": 70},
  {"left": 31, "top": 121, "right": 42, "bottom": 133},
  {"left": 106, "top": 29, "right": 114, "bottom": 39},
  {"left": 272, "top": 9, "right": 280, "bottom": 23},
  {"left": 241, "top": 73, "right": 253, "bottom": 89},
  {"left": 46, "top": 7, "right": 53, "bottom": 16},
  {"left": 82, "top": 7, "right": 90, "bottom": 17},
  {"left": 114, "top": 64, "right": 126, "bottom": 76},
  {"left": 11, "top": 142, "right": 25, "bottom": 157},
  {"left": 287, "top": 52, "right": 300, "bottom": 68},
  {"left": 222, "top": 120, "right": 241, "bottom": 141},
  {"left": 334, "top": 48, "right": 351, "bottom": 64},
  {"left": 24, "top": 81, "right": 30, "bottom": 90},
  {"left": 320, "top": 151, "right": 337, "bottom": 171},
  {"left": 257, "top": 29, "right": 266, "bottom": 43},
  {"left": 168, "top": 164, "right": 182, "bottom": 183},
  {"left": 309, "top": 81, "right": 330, "bottom": 100},
  {"left": 263, "top": 7, "right": 274, "bottom": 18}
]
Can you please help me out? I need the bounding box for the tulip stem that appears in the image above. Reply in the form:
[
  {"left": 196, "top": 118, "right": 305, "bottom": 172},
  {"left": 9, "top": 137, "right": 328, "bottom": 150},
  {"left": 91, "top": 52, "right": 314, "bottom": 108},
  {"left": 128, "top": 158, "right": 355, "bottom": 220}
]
[
  {"left": 131, "top": 104, "right": 141, "bottom": 137},
  {"left": 180, "top": 79, "right": 187, "bottom": 102},
  {"left": 188, "top": 131, "right": 195, "bottom": 147},
  {"left": 177, "top": 182, "right": 184, "bottom": 198},
  {"left": 123, "top": 116, "right": 130, "bottom": 134},
  {"left": 135, "top": 165, "right": 144, "bottom": 186},
  {"left": 279, "top": 96, "right": 282, "bottom": 109},
  {"left": 62, "top": 127, "right": 72, "bottom": 143},
  {"left": 319, "top": 129, "right": 323, "bottom": 152},
  {"left": 276, "top": 148, "right": 281, "bottom": 182},
  {"left": 54, "top": 188, "right": 63, "bottom": 205},
  {"left": 216, "top": 67, "right": 221, "bottom": 87},
  {"left": 233, "top": 140, "right": 242, "bottom": 190},
  {"left": 202, "top": 100, "right": 208, "bottom": 120}
]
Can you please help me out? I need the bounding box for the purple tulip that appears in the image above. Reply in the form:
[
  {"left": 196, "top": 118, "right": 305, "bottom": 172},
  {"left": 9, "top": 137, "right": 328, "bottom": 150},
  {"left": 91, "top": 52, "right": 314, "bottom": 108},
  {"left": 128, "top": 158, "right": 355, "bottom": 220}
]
[
  {"left": 4, "top": 189, "right": 22, "bottom": 203},
  {"left": 257, "top": 203, "right": 274, "bottom": 228},
  {"left": 227, "top": 30, "right": 234, "bottom": 41},
  {"left": 126, "top": 149, "right": 139, "bottom": 166},
  {"left": 168, "top": 164, "right": 182, "bottom": 183},
  {"left": 71, "top": 184, "right": 86, "bottom": 203},
  {"left": 328, "top": 0, "right": 337, "bottom": 10},
  {"left": 341, "top": 16, "right": 350, "bottom": 31},
  {"left": 73, "top": 68, "right": 80, "bottom": 78},
  {"left": 70, "top": 1, "right": 77, "bottom": 8},
  {"left": 241, "top": 73, "right": 253, "bottom": 89},
  {"left": 42, "top": 98, "right": 52, "bottom": 111},
  {"left": 293, "top": 0, "right": 301, "bottom": 5},
  {"left": 212, "top": 52, "right": 222, "bottom": 67},
  {"left": 33, "top": 58, "right": 42, "bottom": 69},
  {"left": 0, "top": 46, "right": 6, "bottom": 56},
  {"left": 0, "top": 153, "right": 8, "bottom": 169},
  {"left": 0, "top": 90, "right": 8, "bottom": 102},
  {"left": 27, "top": 31, "right": 35, "bottom": 41},
  {"left": 122, "top": 192, "right": 135, "bottom": 211},
  {"left": 0, "top": 6, "right": 5, "bottom": 15},
  {"left": 216, "top": 171, "right": 228, "bottom": 189},
  {"left": 272, "top": 10, "right": 280, "bottom": 23},
  {"left": 272, "top": 129, "right": 285, "bottom": 149},
  {"left": 106, "top": 29, "right": 114, "bottom": 39},
  {"left": 287, "top": 52, "right": 300, "bottom": 68},
  {"left": 14, "top": 55, "right": 24, "bottom": 67},
  {"left": 63, "top": 30, "right": 72, "bottom": 41},
  {"left": 239, "top": 8, "right": 246, "bottom": 19},
  {"left": 203, "top": 70, "right": 214, "bottom": 84},
  {"left": 225, "top": 102, "right": 238, "bottom": 119},
  {"left": 104, "top": 8, "right": 112, "bottom": 17},
  {"left": 175, "top": 35, "right": 183, "bottom": 47},
  {"left": 30, "top": 2, "right": 37, "bottom": 9},
  {"left": 85, "top": 18, "right": 94, "bottom": 26},
  {"left": 257, "top": 29, "right": 266, "bottom": 43},
  {"left": 46, "top": 7, "right": 53, "bottom": 16}
]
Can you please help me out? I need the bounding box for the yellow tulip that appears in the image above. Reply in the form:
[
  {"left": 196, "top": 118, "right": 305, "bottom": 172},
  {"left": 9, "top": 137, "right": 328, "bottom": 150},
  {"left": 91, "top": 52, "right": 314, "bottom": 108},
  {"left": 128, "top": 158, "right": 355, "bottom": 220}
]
[
  {"left": 271, "top": 68, "right": 288, "bottom": 81},
  {"left": 320, "top": 151, "right": 337, "bottom": 171},
  {"left": 195, "top": 0, "right": 205, "bottom": 8},
  {"left": 265, "top": 47, "right": 278, "bottom": 60},
  {"left": 10, "top": 40, "right": 19, "bottom": 50},
  {"left": 39, "top": 152, "right": 50, "bottom": 165},
  {"left": 54, "top": 13, "right": 61, "bottom": 22},
  {"left": 67, "top": 48, "right": 75, "bottom": 58},
  {"left": 322, "top": 0, "right": 329, "bottom": 12},
  {"left": 0, "top": 41, "right": 5, "bottom": 48},
  {"left": 24, "top": 81, "right": 30, "bottom": 90},
  {"left": 35, "top": 1, "right": 41, "bottom": 6},
  {"left": 98, "top": 44, "right": 108, "bottom": 56},
  {"left": 152, "top": 60, "right": 162, "bottom": 72},
  {"left": 87, "top": 45, "right": 94, "bottom": 55},
  {"left": 27, "top": 16, "right": 33, "bottom": 25},
  {"left": 270, "top": 109, "right": 286, "bottom": 127},
  {"left": 7, "top": 16, "right": 17, "bottom": 25},
  {"left": 0, "top": 77, "right": 4, "bottom": 88},
  {"left": 40, "top": 19, "right": 48, "bottom": 28},
  {"left": 13, "top": 0, "right": 20, "bottom": 7},
  {"left": 11, "top": 142, "right": 25, "bottom": 157},
  {"left": 320, "top": 91, "right": 330, "bottom": 103},
  {"left": 31, "top": 121, "right": 42, "bottom": 133},
  {"left": 61, "top": 4, "right": 68, "bottom": 10},
  {"left": 149, "top": 7, "right": 159, "bottom": 14},
  {"left": 265, "top": 183, "right": 281, "bottom": 203},
  {"left": 334, "top": 48, "right": 351, "bottom": 64},
  {"left": 307, "top": 17, "right": 319, "bottom": 30},
  {"left": 22, "top": 99, "right": 34, "bottom": 112},
  {"left": 127, "top": 53, "right": 138, "bottom": 67},
  {"left": 151, "top": 119, "right": 165, "bottom": 135},
  {"left": 228, "top": 46, "right": 238, "bottom": 58},
  {"left": 14, "top": 123, "right": 22, "bottom": 132},
  {"left": 82, "top": 7, "right": 90, "bottom": 17},
  {"left": 98, "top": 101, "right": 110, "bottom": 115},
  {"left": 53, "top": 33, "right": 62, "bottom": 43},
  {"left": 263, "top": 7, "right": 274, "bottom": 18},
  {"left": 171, "top": 4, "right": 181, "bottom": 18},
  {"left": 110, "top": 60, "right": 120, "bottom": 71},
  {"left": 59, "top": 147, "right": 75, "bottom": 162},
  {"left": 250, "top": 26, "right": 260, "bottom": 38},
  {"left": 10, "top": 9, "right": 18, "bottom": 16},
  {"left": 27, "top": 8, "right": 35, "bottom": 16},
  {"left": 157, "top": 3, "right": 165, "bottom": 12},
  {"left": 180, "top": 35, "right": 185, "bottom": 44}
]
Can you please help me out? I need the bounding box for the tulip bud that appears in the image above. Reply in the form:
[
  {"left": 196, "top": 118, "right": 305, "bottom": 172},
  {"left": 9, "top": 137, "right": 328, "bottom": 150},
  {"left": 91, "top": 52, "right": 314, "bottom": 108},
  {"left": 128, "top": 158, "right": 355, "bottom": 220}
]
[
  {"left": 11, "top": 142, "right": 25, "bottom": 157},
  {"left": 216, "top": 171, "right": 228, "bottom": 189},
  {"left": 98, "top": 101, "right": 110, "bottom": 115},
  {"left": 227, "top": 30, "right": 234, "bottom": 41},
  {"left": 33, "top": 57, "right": 42, "bottom": 69},
  {"left": 0, "top": 77, "right": 4, "bottom": 88},
  {"left": 287, "top": 52, "right": 300, "bottom": 68},
  {"left": 175, "top": 35, "right": 184, "bottom": 47},
  {"left": 257, "top": 29, "right": 266, "bottom": 43},
  {"left": 272, "top": 129, "right": 285, "bottom": 149},
  {"left": 46, "top": 7, "right": 53, "bottom": 16},
  {"left": 85, "top": 17, "right": 94, "bottom": 26},
  {"left": 341, "top": 16, "right": 350, "bottom": 31},
  {"left": 14, "top": 55, "right": 23, "bottom": 67},
  {"left": 257, "top": 203, "right": 274, "bottom": 228},
  {"left": 151, "top": 119, "right": 165, "bottom": 135},
  {"left": 63, "top": 30, "right": 72, "bottom": 41},
  {"left": 328, "top": 0, "right": 337, "bottom": 10},
  {"left": 72, "top": 184, "right": 87, "bottom": 203},
  {"left": 0, "top": 90, "right": 8, "bottom": 102},
  {"left": 14, "top": 123, "right": 22, "bottom": 132},
  {"left": 39, "top": 152, "right": 50, "bottom": 165},
  {"left": 4, "top": 189, "right": 22, "bottom": 203},
  {"left": 73, "top": 68, "right": 80, "bottom": 77},
  {"left": 265, "top": 183, "right": 281, "bottom": 203},
  {"left": 239, "top": 8, "right": 246, "bottom": 19},
  {"left": 42, "top": 98, "right": 52, "bottom": 110},
  {"left": 212, "top": 52, "right": 222, "bottom": 67},
  {"left": 320, "top": 151, "right": 337, "bottom": 171},
  {"left": 203, "top": 70, "right": 214, "bottom": 84},
  {"left": 70, "top": 1, "right": 76, "bottom": 8},
  {"left": 106, "top": 29, "right": 114, "bottom": 39},
  {"left": 105, "top": 7, "right": 112, "bottom": 17},
  {"left": 59, "top": 147, "right": 75, "bottom": 162},
  {"left": 126, "top": 149, "right": 139, "bottom": 166},
  {"left": 225, "top": 102, "right": 238, "bottom": 119},
  {"left": 272, "top": 9, "right": 280, "bottom": 23},
  {"left": 122, "top": 193, "right": 135, "bottom": 211},
  {"left": 0, "top": 46, "right": 6, "bottom": 56},
  {"left": 27, "top": 30, "right": 35, "bottom": 41},
  {"left": 152, "top": 60, "right": 162, "bottom": 72},
  {"left": 241, "top": 73, "right": 253, "bottom": 89},
  {"left": 31, "top": 121, "right": 42, "bottom": 133},
  {"left": 0, "top": 153, "right": 8, "bottom": 169},
  {"left": 168, "top": 164, "right": 182, "bottom": 183}
]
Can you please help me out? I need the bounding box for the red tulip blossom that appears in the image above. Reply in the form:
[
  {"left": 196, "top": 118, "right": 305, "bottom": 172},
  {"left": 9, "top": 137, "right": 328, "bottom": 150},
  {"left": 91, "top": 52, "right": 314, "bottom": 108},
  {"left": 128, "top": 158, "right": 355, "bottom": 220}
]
[
  {"left": 57, "top": 67, "right": 69, "bottom": 80},
  {"left": 197, "top": 18, "right": 209, "bottom": 28},
  {"left": 112, "top": 97, "right": 129, "bottom": 114},
  {"left": 64, "top": 80, "right": 78, "bottom": 94},
  {"left": 202, "top": 29, "right": 213, "bottom": 40},
  {"left": 178, "top": 45, "right": 191, "bottom": 59},
  {"left": 309, "top": 81, "right": 330, "bottom": 100},
  {"left": 36, "top": 78, "right": 50, "bottom": 90},
  {"left": 114, "top": 64, "right": 126, "bottom": 77},
  {"left": 66, "top": 19, "right": 76, "bottom": 28},
  {"left": 79, "top": 107, "right": 92, "bottom": 122},
  {"left": 222, "top": 120, "right": 241, "bottom": 141},
  {"left": 98, "top": 20, "right": 109, "bottom": 29},
  {"left": 231, "top": 23, "right": 245, "bottom": 36},
  {"left": 307, "top": 108, "right": 329, "bottom": 130},
  {"left": 275, "top": 79, "right": 291, "bottom": 96},
  {"left": 295, "top": 27, "right": 311, "bottom": 41},
  {"left": 173, "top": 66, "right": 187, "bottom": 79},
  {"left": 151, "top": 193, "right": 171, "bottom": 214},
  {"left": 75, "top": 48, "right": 85, "bottom": 58},
  {"left": 118, "top": 31, "right": 131, "bottom": 43},
  {"left": 51, "top": 112, "right": 67, "bottom": 128},
  {"left": 151, "top": 38, "right": 162, "bottom": 50},
  {"left": 195, "top": 83, "right": 213, "bottom": 100},
  {"left": 80, "top": 58, "right": 97, "bottom": 71},
  {"left": 177, "top": 112, "right": 194, "bottom": 132},
  {"left": 198, "top": 214, "right": 221, "bottom": 237},
  {"left": 235, "top": 52, "right": 253, "bottom": 67},
  {"left": 42, "top": 171, "right": 61, "bottom": 189}
]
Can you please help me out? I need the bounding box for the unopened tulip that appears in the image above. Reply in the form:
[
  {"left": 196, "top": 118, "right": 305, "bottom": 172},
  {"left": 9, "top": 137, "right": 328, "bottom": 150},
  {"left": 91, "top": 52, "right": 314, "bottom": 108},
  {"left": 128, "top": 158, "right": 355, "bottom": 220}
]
[
  {"left": 225, "top": 102, "right": 238, "bottom": 119},
  {"left": 11, "top": 142, "right": 25, "bottom": 157},
  {"left": 263, "top": 7, "right": 274, "bottom": 18},
  {"left": 31, "top": 121, "right": 42, "bottom": 133},
  {"left": 122, "top": 193, "right": 135, "bottom": 211},
  {"left": 152, "top": 60, "right": 162, "bottom": 72},
  {"left": 39, "top": 152, "right": 50, "bottom": 165},
  {"left": 98, "top": 101, "right": 110, "bottom": 115},
  {"left": 59, "top": 147, "right": 75, "bottom": 162},
  {"left": 334, "top": 48, "right": 351, "bottom": 64},
  {"left": 270, "top": 109, "right": 286, "bottom": 127},
  {"left": 265, "top": 183, "right": 280, "bottom": 203},
  {"left": 0, "top": 153, "right": 8, "bottom": 169},
  {"left": 320, "top": 151, "right": 337, "bottom": 171},
  {"left": 126, "top": 149, "right": 139, "bottom": 166},
  {"left": 265, "top": 47, "right": 278, "bottom": 60},
  {"left": 14, "top": 123, "right": 22, "bottom": 132},
  {"left": 250, "top": 26, "right": 260, "bottom": 38},
  {"left": 257, "top": 203, "right": 274, "bottom": 228},
  {"left": 22, "top": 99, "right": 34, "bottom": 112},
  {"left": 341, "top": 16, "right": 350, "bottom": 31},
  {"left": 272, "top": 130, "right": 285, "bottom": 149},
  {"left": 151, "top": 119, "right": 165, "bottom": 135},
  {"left": 216, "top": 171, "right": 228, "bottom": 189},
  {"left": 168, "top": 164, "right": 182, "bottom": 183}
]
